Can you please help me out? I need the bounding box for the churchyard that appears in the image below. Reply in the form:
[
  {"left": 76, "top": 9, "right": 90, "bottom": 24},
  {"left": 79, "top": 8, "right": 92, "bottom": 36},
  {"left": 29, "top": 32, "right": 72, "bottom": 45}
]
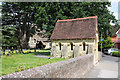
[
  {"left": 1, "top": 2, "right": 119, "bottom": 78},
  {"left": 1, "top": 50, "right": 66, "bottom": 76}
]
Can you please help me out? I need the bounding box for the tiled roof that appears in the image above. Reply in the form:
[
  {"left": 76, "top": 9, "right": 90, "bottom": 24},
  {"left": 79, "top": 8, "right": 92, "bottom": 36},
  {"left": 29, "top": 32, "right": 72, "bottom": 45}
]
[{"left": 50, "top": 16, "right": 97, "bottom": 40}]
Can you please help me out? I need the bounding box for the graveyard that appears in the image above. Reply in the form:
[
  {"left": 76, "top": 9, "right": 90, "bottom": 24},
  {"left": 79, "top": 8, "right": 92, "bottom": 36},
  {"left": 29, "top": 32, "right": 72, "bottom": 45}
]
[{"left": 1, "top": 50, "right": 66, "bottom": 76}]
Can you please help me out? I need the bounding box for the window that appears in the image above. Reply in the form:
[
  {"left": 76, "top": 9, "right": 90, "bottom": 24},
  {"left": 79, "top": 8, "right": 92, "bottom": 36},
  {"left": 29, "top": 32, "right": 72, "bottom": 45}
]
[
  {"left": 118, "top": 33, "right": 120, "bottom": 38},
  {"left": 59, "top": 43, "right": 61, "bottom": 50},
  {"left": 83, "top": 42, "right": 85, "bottom": 51},
  {"left": 70, "top": 42, "right": 73, "bottom": 50}
]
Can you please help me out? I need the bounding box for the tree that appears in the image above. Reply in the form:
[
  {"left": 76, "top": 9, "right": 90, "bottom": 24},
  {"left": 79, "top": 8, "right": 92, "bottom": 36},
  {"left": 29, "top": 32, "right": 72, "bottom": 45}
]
[
  {"left": 98, "top": 37, "right": 113, "bottom": 51},
  {"left": 2, "top": 2, "right": 117, "bottom": 52},
  {"left": 2, "top": 25, "right": 19, "bottom": 50},
  {"left": 35, "top": 2, "right": 117, "bottom": 38},
  {"left": 2, "top": 2, "right": 37, "bottom": 52}
]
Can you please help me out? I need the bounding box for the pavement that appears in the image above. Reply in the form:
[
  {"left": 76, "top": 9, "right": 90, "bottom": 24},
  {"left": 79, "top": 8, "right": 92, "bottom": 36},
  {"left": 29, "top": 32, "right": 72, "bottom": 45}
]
[
  {"left": 34, "top": 55, "right": 50, "bottom": 59},
  {"left": 84, "top": 54, "right": 119, "bottom": 78}
]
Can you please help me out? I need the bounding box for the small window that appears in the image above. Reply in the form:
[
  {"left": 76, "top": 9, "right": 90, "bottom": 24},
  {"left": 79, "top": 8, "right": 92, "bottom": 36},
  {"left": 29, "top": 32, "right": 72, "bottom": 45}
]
[
  {"left": 34, "top": 39, "right": 36, "bottom": 43},
  {"left": 70, "top": 42, "right": 73, "bottom": 50},
  {"left": 59, "top": 43, "right": 61, "bottom": 50},
  {"left": 83, "top": 42, "right": 85, "bottom": 51},
  {"left": 118, "top": 33, "right": 120, "bottom": 38}
]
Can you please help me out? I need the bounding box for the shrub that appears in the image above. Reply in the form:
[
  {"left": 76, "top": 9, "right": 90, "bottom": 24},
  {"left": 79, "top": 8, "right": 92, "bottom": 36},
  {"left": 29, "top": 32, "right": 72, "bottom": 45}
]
[
  {"left": 98, "top": 37, "right": 113, "bottom": 51},
  {"left": 112, "top": 51, "right": 120, "bottom": 57}
]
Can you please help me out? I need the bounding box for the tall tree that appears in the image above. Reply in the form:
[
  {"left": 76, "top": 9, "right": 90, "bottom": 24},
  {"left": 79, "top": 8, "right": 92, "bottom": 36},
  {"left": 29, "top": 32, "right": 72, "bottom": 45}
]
[
  {"left": 2, "top": 2, "right": 36, "bottom": 52},
  {"left": 2, "top": 25, "right": 18, "bottom": 50},
  {"left": 35, "top": 2, "right": 117, "bottom": 38},
  {"left": 2, "top": 2, "right": 117, "bottom": 51}
]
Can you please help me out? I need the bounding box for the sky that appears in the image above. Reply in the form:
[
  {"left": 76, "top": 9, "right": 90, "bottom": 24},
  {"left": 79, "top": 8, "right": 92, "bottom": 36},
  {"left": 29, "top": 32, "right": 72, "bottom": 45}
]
[{"left": 108, "top": 0, "right": 119, "bottom": 20}]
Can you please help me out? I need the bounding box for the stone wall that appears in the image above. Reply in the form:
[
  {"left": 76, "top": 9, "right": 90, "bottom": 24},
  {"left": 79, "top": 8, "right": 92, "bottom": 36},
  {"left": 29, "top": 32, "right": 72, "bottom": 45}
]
[
  {"left": 98, "top": 51, "right": 102, "bottom": 62},
  {"left": 2, "top": 54, "right": 94, "bottom": 78},
  {"left": 51, "top": 39, "right": 97, "bottom": 57},
  {"left": 51, "top": 39, "right": 99, "bottom": 64}
]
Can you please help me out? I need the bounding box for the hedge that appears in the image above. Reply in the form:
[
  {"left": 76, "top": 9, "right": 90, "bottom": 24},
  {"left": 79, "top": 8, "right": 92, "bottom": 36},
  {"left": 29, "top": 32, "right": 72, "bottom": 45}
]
[{"left": 112, "top": 51, "right": 120, "bottom": 57}]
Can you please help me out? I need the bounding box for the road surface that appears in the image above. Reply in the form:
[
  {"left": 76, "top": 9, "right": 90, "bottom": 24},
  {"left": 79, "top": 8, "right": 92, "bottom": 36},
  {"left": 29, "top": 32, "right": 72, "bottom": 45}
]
[{"left": 85, "top": 55, "right": 119, "bottom": 78}]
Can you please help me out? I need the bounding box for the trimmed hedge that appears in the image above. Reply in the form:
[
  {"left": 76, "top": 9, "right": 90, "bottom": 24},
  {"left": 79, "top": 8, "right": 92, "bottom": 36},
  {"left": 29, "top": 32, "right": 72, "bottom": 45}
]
[{"left": 112, "top": 51, "right": 120, "bottom": 57}]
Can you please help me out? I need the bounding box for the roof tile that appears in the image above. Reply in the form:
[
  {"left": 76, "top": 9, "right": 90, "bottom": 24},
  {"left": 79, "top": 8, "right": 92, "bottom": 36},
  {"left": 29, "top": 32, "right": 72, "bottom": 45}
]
[{"left": 50, "top": 16, "right": 97, "bottom": 40}]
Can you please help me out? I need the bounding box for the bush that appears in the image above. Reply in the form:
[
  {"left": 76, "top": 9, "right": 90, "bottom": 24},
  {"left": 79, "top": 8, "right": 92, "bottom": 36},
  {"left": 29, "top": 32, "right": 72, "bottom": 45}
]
[
  {"left": 98, "top": 37, "right": 113, "bottom": 51},
  {"left": 112, "top": 51, "right": 120, "bottom": 57}
]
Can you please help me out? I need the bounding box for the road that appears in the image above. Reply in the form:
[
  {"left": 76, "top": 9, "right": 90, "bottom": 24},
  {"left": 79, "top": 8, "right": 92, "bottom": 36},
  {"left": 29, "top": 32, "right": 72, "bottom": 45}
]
[{"left": 84, "top": 54, "right": 119, "bottom": 78}]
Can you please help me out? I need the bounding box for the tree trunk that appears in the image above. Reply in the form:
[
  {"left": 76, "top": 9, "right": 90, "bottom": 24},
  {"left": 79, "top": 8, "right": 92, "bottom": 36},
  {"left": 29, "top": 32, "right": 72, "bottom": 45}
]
[{"left": 18, "top": 39, "right": 23, "bottom": 53}]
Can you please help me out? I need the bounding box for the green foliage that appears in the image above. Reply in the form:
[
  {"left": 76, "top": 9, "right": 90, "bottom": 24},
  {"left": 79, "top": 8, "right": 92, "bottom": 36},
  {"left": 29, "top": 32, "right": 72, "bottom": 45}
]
[
  {"left": 2, "top": 2, "right": 118, "bottom": 49},
  {"left": 35, "top": 2, "right": 117, "bottom": 38},
  {"left": 2, "top": 25, "right": 19, "bottom": 48},
  {"left": 112, "top": 51, "right": 120, "bottom": 57},
  {"left": 98, "top": 37, "right": 113, "bottom": 50},
  {"left": 2, "top": 2, "right": 37, "bottom": 49}
]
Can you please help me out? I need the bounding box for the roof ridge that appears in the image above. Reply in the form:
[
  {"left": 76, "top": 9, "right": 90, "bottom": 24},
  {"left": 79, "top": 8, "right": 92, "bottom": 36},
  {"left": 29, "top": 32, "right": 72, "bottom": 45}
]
[{"left": 57, "top": 16, "right": 97, "bottom": 22}]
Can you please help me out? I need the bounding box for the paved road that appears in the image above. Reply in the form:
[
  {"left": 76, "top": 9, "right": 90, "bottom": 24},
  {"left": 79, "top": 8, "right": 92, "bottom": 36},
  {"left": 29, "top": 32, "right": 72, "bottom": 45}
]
[{"left": 85, "top": 55, "right": 119, "bottom": 78}]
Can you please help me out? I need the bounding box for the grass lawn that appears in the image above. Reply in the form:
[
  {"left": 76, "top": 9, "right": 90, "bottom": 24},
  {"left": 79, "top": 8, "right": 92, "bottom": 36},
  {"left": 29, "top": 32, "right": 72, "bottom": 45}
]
[{"left": 2, "top": 50, "right": 66, "bottom": 76}]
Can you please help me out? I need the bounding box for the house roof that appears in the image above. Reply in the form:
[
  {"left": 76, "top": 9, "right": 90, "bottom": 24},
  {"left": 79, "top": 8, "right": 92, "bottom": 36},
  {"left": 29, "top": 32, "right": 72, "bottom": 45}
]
[{"left": 50, "top": 16, "right": 97, "bottom": 40}]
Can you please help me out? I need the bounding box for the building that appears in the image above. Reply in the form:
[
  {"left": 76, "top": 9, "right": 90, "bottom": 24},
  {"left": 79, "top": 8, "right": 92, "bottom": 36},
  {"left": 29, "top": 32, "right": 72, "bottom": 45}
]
[
  {"left": 50, "top": 16, "right": 99, "bottom": 63},
  {"left": 28, "top": 24, "right": 51, "bottom": 49},
  {"left": 111, "top": 26, "right": 120, "bottom": 49}
]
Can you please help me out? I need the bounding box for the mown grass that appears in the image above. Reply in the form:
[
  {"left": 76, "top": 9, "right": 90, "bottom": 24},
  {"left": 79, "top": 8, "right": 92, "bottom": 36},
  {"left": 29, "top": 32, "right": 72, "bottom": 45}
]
[{"left": 2, "top": 50, "right": 66, "bottom": 76}]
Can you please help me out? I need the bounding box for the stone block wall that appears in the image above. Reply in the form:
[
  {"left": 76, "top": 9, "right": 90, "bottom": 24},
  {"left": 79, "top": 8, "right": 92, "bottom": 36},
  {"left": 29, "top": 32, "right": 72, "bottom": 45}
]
[
  {"left": 98, "top": 51, "right": 102, "bottom": 62},
  {"left": 51, "top": 39, "right": 95, "bottom": 58},
  {"left": 2, "top": 54, "right": 94, "bottom": 78}
]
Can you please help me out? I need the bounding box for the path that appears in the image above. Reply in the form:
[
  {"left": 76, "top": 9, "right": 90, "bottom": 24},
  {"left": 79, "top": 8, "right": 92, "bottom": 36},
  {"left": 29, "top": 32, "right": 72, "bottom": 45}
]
[
  {"left": 34, "top": 52, "right": 50, "bottom": 59},
  {"left": 84, "top": 55, "right": 119, "bottom": 78},
  {"left": 34, "top": 55, "right": 50, "bottom": 59}
]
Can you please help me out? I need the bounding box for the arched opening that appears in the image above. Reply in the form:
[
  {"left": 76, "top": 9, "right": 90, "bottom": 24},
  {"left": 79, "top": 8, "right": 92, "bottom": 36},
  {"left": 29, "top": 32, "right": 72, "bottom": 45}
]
[
  {"left": 59, "top": 42, "right": 61, "bottom": 50},
  {"left": 83, "top": 42, "right": 85, "bottom": 51},
  {"left": 70, "top": 42, "right": 73, "bottom": 50}
]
